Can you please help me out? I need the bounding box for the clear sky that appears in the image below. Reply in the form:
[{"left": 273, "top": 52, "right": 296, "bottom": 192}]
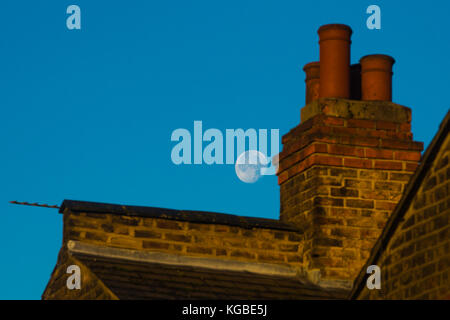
[{"left": 1, "top": 0, "right": 449, "bottom": 299}]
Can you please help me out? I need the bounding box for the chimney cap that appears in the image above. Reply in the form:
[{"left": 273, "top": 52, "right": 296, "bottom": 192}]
[
  {"left": 318, "top": 24, "right": 353, "bottom": 35},
  {"left": 303, "top": 61, "right": 320, "bottom": 71},
  {"left": 360, "top": 54, "right": 395, "bottom": 65}
]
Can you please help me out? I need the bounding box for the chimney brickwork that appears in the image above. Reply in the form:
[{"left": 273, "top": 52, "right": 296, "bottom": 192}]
[{"left": 279, "top": 24, "right": 424, "bottom": 288}]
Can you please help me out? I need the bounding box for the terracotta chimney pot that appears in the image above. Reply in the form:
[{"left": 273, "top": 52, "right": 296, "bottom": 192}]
[
  {"left": 303, "top": 62, "right": 320, "bottom": 104},
  {"left": 318, "top": 24, "right": 352, "bottom": 99},
  {"left": 360, "top": 54, "right": 395, "bottom": 101}
]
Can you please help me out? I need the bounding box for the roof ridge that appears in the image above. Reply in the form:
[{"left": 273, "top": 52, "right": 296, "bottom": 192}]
[{"left": 59, "top": 199, "right": 300, "bottom": 232}]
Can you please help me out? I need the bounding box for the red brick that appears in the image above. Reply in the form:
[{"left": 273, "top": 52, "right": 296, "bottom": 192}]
[
  {"left": 285, "top": 118, "right": 315, "bottom": 139},
  {"left": 381, "top": 139, "right": 423, "bottom": 151},
  {"left": 314, "top": 155, "right": 343, "bottom": 167},
  {"left": 317, "top": 126, "right": 334, "bottom": 136},
  {"left": 328, "top": 144, "right": 365, "bottom": 157},
  {"left": 347, "top": 119, "right": 376, "bottom": 129},
  {"left": 412, "top": 141, "right": 424, "bottom": 151},
  {"left": 279, "top": 137, "right": 310, "bottom": 160},
  {"left": 376, "top": 121, "right": 397, "bottom": 131},
  {"left": 367, "top": 130, "right": 388, "bottom": 139},
  {"left": 399, "top": 123, "right": 411, "bottom": 132},
  {"left": 395, "top": 151, "right": 421, "bottom": 161},
  {"left": 316, "top": 135, "right": 340, "bottom": 145},
  {"left": 380, "top": 139, "right": 410, "bottom": 150},
  {"left": 280, "top": 156, "right": 315, "bottom": 183},
  {"left": 314, "top": 143, "right": 329, "bottom": 153},
  {"left": 332, "top": 127, "right": 359, "bottom": 136},
  {"left": 279, "top": 135, "right": 326, "bottom": 161},
  {"left": 341, "top": 136, "right": 380, "bottom": 147},
  {"left": 344, "top": 158, "right": 373, "bottom": 169},
  {"left": 288, "top": 160, "right": 308, "bottom": 176},
  {"left": 280, "top": 143, "right": 329, "bottom": 172},
  {"left": 278, "top": 171, "right": 289, "bottom": 184},
  {"left": 405, "top": 162, "right": 419, "bottom": 172},
  {"left": 323, "top": 116, "right": 345, "bottom": 127},
  {"left": 370, "top": 130, "right": 411, "bottom": 141},
  {"left": 365, "top": 148, "right": 394, "bottom": 159},
  {"left": 406, "top": 109, "right": 412, "bottom": 122},
  {"left": 389, "top": 131, "right": 412, "bottom": 140}
]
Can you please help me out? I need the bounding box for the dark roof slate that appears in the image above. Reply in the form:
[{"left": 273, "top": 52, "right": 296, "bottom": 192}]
[
  {"left": 60, "top": 199, "right": 300, "bottom": 232},
  {"left": 73, "top": 252, "right": 347, "bottom": 300}
]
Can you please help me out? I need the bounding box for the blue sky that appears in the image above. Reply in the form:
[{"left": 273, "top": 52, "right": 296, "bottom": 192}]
[{"left": 1, "top": 0, "right": 449, "bottom": 299}]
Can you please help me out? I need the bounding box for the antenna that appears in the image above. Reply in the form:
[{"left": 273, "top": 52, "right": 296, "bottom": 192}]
[{"left": 9, "top": 201, "right": 60, "bottom": 209}]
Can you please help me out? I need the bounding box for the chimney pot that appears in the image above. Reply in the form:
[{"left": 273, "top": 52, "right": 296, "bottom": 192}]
[
  {"left": 303, "top": 62, "right": 320, "bottom": 104},
  {"left": 360, "top": 54, "right": 395, "bottom": 101},
  {"left": 318, "top": 24, "right": 352, "bottom": 99}
]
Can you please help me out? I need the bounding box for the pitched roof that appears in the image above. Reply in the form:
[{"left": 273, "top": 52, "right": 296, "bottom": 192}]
[
  {"left": 67, "top": 241, "right": 347, "bottom": 299},
  {"left": 60, "top": 199, "right": 300, "bottom": 232},
  {"left": 349, "top": 109, "right": 450, "bottom": 298}
]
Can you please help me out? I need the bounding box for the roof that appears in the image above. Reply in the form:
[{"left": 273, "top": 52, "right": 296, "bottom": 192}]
[
  {"left": 349, "top": 109, "right": 450, "bottom": 299},
  {"left": 68, "top": 241, "right": 347, "bottom": 300},
  {"left": 60, "top": 199, "right": 300, "bottom": 232}
]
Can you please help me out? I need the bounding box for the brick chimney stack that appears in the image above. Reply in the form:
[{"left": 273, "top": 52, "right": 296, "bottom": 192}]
[{"left": 278, "top": 24, "right": 423, "bottom": 289}]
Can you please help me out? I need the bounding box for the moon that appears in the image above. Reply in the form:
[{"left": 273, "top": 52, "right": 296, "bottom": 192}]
[{"left": 235, "top": 150, "right": 268, "bottom": 183}]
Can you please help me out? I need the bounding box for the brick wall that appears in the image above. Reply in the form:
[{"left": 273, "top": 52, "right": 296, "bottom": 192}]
[
  {"left": 277, "top": 98, "right": 423, "bottom": 286},
  {"left": 358, "top": 134, "right": 450, "bottom": 299},
  {"left": 62, "top": 211, "right": 305, "bottom": 269}
]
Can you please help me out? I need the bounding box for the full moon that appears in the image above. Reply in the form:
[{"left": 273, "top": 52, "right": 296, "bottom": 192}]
[{"left": 235, "top": 150, "right": 268, "bottom": 183}]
